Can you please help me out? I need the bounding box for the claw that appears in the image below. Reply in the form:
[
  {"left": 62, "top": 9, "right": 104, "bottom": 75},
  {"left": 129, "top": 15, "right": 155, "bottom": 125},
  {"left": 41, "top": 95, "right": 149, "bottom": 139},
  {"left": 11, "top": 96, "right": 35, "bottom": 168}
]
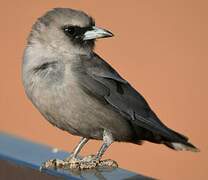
[{"left": 98, "top": 159, "right": 118, "bottom": 168}]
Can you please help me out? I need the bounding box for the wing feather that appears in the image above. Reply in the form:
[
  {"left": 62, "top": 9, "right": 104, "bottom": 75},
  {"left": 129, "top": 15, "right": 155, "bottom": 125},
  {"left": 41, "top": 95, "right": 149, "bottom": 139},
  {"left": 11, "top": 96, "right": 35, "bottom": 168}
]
[{"left": 74, "top": 53, "right": 187, "bottom": 142}]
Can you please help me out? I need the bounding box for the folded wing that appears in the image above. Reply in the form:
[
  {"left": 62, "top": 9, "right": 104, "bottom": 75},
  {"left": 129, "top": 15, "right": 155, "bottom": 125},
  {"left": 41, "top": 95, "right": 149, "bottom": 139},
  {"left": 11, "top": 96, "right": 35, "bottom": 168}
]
[{"left": 73, "top": 53, "right": 191, "bottom": 145}]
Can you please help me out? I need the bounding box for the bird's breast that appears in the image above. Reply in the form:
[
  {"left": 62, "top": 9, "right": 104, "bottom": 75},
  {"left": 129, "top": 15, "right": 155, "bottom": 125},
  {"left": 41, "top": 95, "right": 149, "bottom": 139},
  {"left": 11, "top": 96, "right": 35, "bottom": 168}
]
[{"left": 24, "top": 64, "right": 134, "bottom": 141}]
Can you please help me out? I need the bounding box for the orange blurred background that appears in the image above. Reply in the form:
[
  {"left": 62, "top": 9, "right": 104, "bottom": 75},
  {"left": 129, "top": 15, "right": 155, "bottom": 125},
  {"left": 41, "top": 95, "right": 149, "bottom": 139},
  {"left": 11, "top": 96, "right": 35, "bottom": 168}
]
[{"left": 0, "top": 0, "right": 207, "bottom": 179}]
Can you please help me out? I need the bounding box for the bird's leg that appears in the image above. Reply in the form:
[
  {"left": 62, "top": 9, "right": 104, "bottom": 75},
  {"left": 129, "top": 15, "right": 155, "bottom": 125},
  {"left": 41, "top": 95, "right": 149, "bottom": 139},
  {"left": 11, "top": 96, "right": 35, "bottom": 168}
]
[
  {"left": 96, "top": 129, "right": 114, "bottom": 160},
  {"left": 40, "top": 137, "right": 89, "bottom": 170},
  {"left": 65, "top": 137, "right": 89, "bottom": 161},
  {"left": 81, "top": 130, "right": 118, "bottom": 168}
]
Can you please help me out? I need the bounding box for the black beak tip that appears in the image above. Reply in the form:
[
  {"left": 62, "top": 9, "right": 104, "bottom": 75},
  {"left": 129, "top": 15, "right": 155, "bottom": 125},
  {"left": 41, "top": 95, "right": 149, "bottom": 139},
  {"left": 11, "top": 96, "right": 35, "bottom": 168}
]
[
  {"left": 104, "top": 31, "right": 114, "bottom": 38},
  {"left": 107, "top": 30, "right": 114, "bottom": 37}
]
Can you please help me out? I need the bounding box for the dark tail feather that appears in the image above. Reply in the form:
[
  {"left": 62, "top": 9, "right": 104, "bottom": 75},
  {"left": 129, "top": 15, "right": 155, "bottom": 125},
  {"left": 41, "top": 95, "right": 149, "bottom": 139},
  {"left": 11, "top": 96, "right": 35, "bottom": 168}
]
[
  {"left": 163, "top": 129, "right": 199, "bottom": 152},
  {"left": 164, "top": 141, "right": 199, "bottom": 152},
  {"left": 163, "top": 128, "right": 200, "bottom": 152},
  {"left": 169, "top": 129, "right": 189, "bottom": 141}
]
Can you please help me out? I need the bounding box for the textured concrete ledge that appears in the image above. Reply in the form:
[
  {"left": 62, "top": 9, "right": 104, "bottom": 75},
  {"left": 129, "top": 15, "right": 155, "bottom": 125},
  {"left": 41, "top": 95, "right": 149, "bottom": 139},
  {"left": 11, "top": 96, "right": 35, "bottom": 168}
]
[{"left": 0, "top": 132, "right": 155, "bottom": 180}]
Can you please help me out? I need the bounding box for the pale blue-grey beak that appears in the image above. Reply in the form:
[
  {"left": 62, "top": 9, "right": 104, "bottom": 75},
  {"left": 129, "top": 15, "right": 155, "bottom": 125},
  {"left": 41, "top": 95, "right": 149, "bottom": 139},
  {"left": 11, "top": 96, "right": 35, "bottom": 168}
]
[{"left": 83, "top": 26, "right": 114, "bottom": 40}]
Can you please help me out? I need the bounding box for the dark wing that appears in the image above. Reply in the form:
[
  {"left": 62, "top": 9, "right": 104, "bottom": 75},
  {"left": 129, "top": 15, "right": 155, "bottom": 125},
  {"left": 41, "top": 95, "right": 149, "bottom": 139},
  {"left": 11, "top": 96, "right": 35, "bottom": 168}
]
[{"left": 73, "top": 53, "right": 187, "bottom": 142}]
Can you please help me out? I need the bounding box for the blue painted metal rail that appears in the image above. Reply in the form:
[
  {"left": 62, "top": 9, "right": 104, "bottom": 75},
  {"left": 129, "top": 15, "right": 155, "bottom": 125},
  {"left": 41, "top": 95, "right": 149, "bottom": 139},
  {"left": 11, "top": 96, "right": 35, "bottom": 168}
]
[{"left": 0, "top": 132, "right": 154, "bottom": 180}]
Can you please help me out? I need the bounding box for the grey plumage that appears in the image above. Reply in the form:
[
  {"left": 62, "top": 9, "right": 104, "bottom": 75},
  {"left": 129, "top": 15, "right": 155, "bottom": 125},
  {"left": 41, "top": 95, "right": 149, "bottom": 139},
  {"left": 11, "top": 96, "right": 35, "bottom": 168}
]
[{"left": 22, "top": 7, "right": 199, "bottom": 164}]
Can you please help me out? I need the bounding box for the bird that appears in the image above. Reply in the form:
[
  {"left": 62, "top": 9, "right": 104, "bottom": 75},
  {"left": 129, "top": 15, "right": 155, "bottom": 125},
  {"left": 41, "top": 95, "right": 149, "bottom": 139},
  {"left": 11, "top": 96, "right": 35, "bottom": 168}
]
[{"left": 22, "top": 8, "right": 199, "bottom": 170}]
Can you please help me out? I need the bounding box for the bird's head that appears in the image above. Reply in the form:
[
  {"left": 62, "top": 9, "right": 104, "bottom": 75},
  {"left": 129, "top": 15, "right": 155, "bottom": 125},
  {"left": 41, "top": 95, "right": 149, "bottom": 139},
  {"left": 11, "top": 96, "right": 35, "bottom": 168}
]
[{"left": 27, "top": 8, "right": 113, "bottom": 55}]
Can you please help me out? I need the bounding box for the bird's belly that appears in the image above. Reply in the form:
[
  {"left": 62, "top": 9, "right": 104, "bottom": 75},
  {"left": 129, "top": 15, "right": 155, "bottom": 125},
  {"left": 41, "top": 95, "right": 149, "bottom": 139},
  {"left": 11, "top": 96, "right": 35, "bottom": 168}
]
[{"left": 31, "top": 80, "right": 134, "bottom": 141}]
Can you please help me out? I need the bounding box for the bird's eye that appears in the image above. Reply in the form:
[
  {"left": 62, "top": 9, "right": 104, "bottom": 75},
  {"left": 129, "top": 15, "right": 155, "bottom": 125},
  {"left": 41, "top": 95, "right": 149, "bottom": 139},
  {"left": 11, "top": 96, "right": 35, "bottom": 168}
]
[{"left": 63, "top": 26, "right": 75, "bottom": 36}]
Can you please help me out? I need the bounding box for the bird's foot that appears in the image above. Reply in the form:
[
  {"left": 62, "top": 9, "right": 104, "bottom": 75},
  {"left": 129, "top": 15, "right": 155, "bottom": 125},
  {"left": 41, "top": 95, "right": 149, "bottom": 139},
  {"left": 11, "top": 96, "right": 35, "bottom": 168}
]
[
  {"left": 40, "top": 159, "right": 68, "bottom": 170},
  {"left": 98, "top": 159, "right": 118, "bottom": 168},
  {"left": 79, "top": 155, "right": 118, "bottom": 169},
  {"left": 40, "top": 157, "right": 81, "bottom": 170},
  {"left": 64, "top": 155, "right": 99, "bottom": 170},
  {"left": 40, "top": 156, "right": 118, "bottom": 171}
]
